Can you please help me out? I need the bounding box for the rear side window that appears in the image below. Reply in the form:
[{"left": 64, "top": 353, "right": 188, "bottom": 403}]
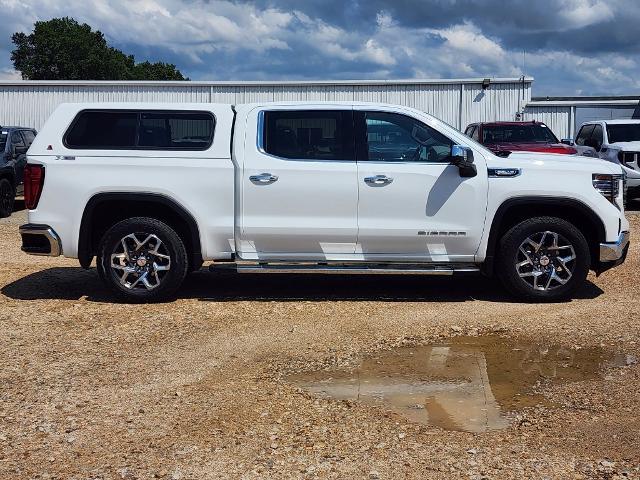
[
  {"left": 21, "top": 130, "right": 36, "bottom": 147},
  {"left": 64, "top": 110, "right": 214, "bottom": 150},
  {"left": 263, "top": 110, "right": 354, "bottom": 160}
]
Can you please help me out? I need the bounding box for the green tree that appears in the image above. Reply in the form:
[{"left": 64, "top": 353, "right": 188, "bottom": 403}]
[{"left": 11, "top": 17, "right": 187, "bottom": 81}]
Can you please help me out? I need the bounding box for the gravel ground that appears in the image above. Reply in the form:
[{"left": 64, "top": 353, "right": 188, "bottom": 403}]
[{"left": 1, "top": 205, "right": 639, "bottom": 479}]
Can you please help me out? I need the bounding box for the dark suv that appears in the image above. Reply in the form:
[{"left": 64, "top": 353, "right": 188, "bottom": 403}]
[{"left": 1, "top": 126, "right": 37, "bottom": 217}]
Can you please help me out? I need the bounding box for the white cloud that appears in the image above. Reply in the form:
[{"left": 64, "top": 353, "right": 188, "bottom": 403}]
[{"left": 557, "top": 0, "right": 614, "bottom": 29}]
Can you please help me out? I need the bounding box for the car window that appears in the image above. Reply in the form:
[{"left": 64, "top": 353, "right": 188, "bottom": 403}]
[
  {"left": 471, "top": 126, "right": 480, "bottom": 141},
  {"left": 482, "top": 124, "right": 557, "bottom": 143},
  {"left": 138, "top": 112, "right": 214, "bottom": 149},
  {"left": 263, "top": 110, "right": 354, "bottom": 160},
  {"left": 464, "top": 126, "right": 475, "bottom": 137},
  {"left": 65, "top": 110, "right": 214, "bottom": 150},
  {"left": 591, "top": 124, "right": 604, "bottom": 149},
  {"left": 11, "top": 131, "right": 25, "bottom": 147},
  {"left": 357, "top": 111, "right": 453, "bottom": 162},
  {"left": 576, "top": 125, "right": 595, "bottom": 146},
  {"left": 606, "top": 123, "right": 640, "bottom": 143},
  {"left": 65, "top": 111, "right": 138, "bottom": 149},
  {"left": 21, "top": 130, "right": 36, "bottom": 147},
  {"left": 0, "top": 130, "right": 7, "bottom": 152}
]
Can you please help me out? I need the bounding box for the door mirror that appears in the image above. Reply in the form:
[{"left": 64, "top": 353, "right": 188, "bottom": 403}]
[
  {"left": 12, "top": 145, "right": 27, "bottom": 157},
  {"left": 561, "top": 138, "right": 574, "bottom": 146},
  {"left": 451, "top": 145, "right": 477, "bottom": 178},
  {"left": 584, "top": 137, "right": 601, "bottom": 151}
]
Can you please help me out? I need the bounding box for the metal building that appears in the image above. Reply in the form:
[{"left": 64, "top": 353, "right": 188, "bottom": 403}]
[
  {"left": 524, "top": 96, "right": 640, "bottom": 140},
  {"left": 0, "top": 77, "right": 532, "bottom": 131}
]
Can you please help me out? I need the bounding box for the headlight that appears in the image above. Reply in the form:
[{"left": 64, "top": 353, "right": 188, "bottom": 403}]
[{"left": 592, "top": 173, "right": 625, "bottom": 209}]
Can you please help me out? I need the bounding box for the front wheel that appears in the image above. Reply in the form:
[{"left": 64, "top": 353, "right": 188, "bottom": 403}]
[
  {"left": 496, "top": 216, "right": 590, "bottom": 302},
  {"left": 0, "top": 178, "right": 15, "bottom": 218},
  {"left": 97, "top": 217, "right": 189, "bottom": 302}
]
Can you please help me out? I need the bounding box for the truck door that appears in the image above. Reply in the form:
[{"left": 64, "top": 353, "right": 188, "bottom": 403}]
[
  {"left": 238, "top": 106, "right": 359, "bottom": 261},
  {"left": 354, "top": 109, "right": 488, "bottom": 262}
]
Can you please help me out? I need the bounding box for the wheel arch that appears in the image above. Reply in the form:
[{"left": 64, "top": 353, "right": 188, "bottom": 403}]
[
  {"left": 78, "top": 192, "right": 203, "bottom": 270},
  {"left": 483, "top": 196, "right": 606, "bottom": 276}
]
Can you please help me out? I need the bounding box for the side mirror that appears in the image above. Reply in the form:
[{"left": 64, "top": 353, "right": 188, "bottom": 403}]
[
  {"left": 561, "top": 138, "right": 574, "bottom": 146},
  {"left": 451, "top": 145, "right": 477, "bottom": 178},
  {"left": 584, "top": 137, "right": 601, "bottom": 151}
]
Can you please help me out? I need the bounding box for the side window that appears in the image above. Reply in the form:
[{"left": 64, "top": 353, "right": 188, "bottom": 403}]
[
  {"left": 139, "top": 112, "right": 214, "bottom": 149},
  {"left": 471, "top": 126, "right": 480, "bottom": 141},
  {"left": 591, "top": 124, "right": 604, "bottom": 149},
  {"left": 21, "top": 130, "right": 36, "bottom": 147},
  {"left": 357, "top": 111, "right": 453, "bottom": 162},
  {"left": 11, "top": 131, "right": 25, "bottom": 147},
  {"left": 65, "top": 111, "right": 137, "bottom": 149},
  {"left": 464, "top": 126, "right": 475, "bottom": 137},
  {"left": 575, "top": 125, "right": 595, "bottom": 146},
  {"left": 263, "top": 110, "right": 354, "bottom": 160},
  {"left": 64, "top": 110, "right": 214, "bottom": 150}
]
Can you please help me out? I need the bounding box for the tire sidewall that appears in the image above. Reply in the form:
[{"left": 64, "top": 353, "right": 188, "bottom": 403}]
[
  {"left": 97, "top": 217, "right": 188, "bottom": 302},
  {"left": 497, "top": 217, "right": 590, "bottom": 302},
  {"left": 0, "top": 178, "right": 15, "bottom": 218}
]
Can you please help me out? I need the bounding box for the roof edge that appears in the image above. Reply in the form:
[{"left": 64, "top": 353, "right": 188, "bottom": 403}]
[{"left": 0, "top": 77, "right": 534, "bottom": 87}]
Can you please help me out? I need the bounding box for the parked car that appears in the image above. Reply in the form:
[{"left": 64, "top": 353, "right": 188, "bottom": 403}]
[
  {"left": 0, "top": 126, "right": 37, "bottom": 217},
  {"left": 20, "top": 102, "right": 628, "bottom": 302},
  {"left": 464, "top": 121, "right": 595, "bottom": 158},
  {"left": 567, "top": 120, "right": 640, "bottom": 199}
]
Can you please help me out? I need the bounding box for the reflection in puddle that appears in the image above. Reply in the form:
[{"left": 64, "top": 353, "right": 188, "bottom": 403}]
[{"left": 288, "top": 336, "right": 623, "bottom": 432}]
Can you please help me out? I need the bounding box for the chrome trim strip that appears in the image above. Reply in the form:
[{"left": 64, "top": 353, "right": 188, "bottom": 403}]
[
  {"left": 599, "top": 231, "right": 630, "bottom": 262},
  {"left": 19, "top": 225, "right": 62, "bottom": 256},
  {"left": 213, "top": 263, "right": 481, "bottom": 275}
]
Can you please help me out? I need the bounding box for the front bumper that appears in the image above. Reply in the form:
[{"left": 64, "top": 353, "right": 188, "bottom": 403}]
[
  {"left": 19, "top": 224, "right": 62, "bottom": 256},
  {"left": 596, "top": 231, "right": 629, "bottom": 274}
]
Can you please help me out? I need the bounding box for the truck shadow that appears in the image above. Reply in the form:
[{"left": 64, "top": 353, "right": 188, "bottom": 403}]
[{"left": 1, "top": 267, "right": 604, "bottom": 303}]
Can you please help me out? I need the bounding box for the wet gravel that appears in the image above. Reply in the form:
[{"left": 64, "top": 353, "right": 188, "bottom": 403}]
[{"left": 0, "top": 206, "right": 639, "bottom": 479}]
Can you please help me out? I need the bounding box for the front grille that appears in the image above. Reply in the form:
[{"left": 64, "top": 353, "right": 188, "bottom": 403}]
[{"left": 620, "top": 151, "right": 640, "bottom": 168}]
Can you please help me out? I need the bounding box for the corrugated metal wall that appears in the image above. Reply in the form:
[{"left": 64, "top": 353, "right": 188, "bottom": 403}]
[
  {"left": 522, "top": 105, "right": 572, "bottom": 139},
  {"left": 0, "top": 79, "right": 532, "bottom": 131}
]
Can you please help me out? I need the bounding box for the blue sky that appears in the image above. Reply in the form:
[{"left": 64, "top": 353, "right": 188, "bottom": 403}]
[{"left": 0, "top": 0, "right": 638, "bottom": 96}]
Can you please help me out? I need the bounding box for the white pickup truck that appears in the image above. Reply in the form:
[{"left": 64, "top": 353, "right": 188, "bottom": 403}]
[{"left": 19, "top": 102, "right": 629, "bottom": 302}]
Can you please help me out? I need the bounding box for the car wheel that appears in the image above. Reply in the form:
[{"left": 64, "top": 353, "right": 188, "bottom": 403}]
[
  {"left": 0, "top": 178, "right": 15, "bottom": 218},
  {"left": 496, "top": 216, "right": 590, "bottom": 302},
  {"left": 96, "top": 217, "right": 189, "bottom": 302}
]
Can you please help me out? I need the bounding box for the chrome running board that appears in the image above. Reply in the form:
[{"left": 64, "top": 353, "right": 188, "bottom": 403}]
[{"left": 210, "top": 262, "right": 480, "bottom": 275}]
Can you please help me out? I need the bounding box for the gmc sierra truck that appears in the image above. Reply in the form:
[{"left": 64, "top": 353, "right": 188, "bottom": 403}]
[{"left": 19, "top": 102, "right": 629, "bottom": 302}]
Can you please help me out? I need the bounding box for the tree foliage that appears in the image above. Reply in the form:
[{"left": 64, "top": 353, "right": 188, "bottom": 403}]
[{"left": 11, "top": 17, "right": 187, "bottom": 81}]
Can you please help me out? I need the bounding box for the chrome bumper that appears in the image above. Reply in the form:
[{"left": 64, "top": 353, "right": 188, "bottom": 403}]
[
  {"left": 599, "top": 231, "right": 630, "bottom": 262},
  {"left": 19, "top": 224, "right": 62, "bottom": 256}
]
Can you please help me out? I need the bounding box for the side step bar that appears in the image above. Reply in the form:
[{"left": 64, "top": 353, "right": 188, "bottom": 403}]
[{"left": 210, "top": 262, "right": 480, "bottom": 276}]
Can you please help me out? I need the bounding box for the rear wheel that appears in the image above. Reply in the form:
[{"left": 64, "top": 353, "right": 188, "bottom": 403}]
[
  {"left": 97, "top": 217, "right": 188, "bottom": 302},
  {"left": 496, "top": 216, "right": 590, "bottom": 302},
  {"left": 0, "top": 178, "right": 15, "bottom": 218}
]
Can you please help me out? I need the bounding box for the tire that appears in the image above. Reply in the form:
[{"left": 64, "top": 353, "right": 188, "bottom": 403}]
[
  {"left": 0, "top": 178, "right": 15, "bottom": 218},
  {"left": 96, "top": 217, "right": 189, "bottom": 302},
  {"left": 496, "top": 216, "right": 590, "bottom": 302}
]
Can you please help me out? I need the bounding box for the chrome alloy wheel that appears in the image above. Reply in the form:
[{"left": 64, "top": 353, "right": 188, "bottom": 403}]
[
  {"left": 110, "top": 233, "right": 171, "bottom": 290},
  {"left": 515, "top": 231, "right": 577, "bottom": 291}
]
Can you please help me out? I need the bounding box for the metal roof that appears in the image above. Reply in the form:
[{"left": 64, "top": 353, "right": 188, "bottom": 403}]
[{"left": 0, "top": 77, "right": 533, "bottom": 87}]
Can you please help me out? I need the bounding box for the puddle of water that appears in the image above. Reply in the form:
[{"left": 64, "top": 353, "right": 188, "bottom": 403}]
[{"left": 288, "top": 336, "right": 624, "bottom": 433}]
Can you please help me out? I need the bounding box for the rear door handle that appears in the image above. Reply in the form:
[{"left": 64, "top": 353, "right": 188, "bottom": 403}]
[
  {"left": 249, "top": 173, "right": 279, "bottom": 184},
  {"left": 364, "top": 175, "right": 393, "bottom": 186}
]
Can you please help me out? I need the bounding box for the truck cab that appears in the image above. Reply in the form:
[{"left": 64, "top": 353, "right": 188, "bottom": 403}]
[{"left": 19, "top": 102, "right": 629, "bottom": 302}]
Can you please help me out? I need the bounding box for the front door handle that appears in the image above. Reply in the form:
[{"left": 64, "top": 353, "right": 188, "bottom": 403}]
[
  {"left": 364, "top": 175, "right": 393, "bottom": 186},
  {"left": 249, "top": 173, "right": 279, "bottom": 184}
]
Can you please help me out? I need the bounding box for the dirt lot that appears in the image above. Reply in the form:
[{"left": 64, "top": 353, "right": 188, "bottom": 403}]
[{"left": 1, "top": 205, "right": 639, "bottom": 479}]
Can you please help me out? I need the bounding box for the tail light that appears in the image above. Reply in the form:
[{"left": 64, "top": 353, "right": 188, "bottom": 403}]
[{"left": 24, "top": 164, "right": 45, "bottom": 210}]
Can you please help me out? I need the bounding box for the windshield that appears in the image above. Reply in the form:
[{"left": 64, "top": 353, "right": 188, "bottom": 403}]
[
  {"left": 482, "top": 124, "right": 558, "bottom": 144},
  {"left": 606, "top": 124, "right": 640, "bottom": 144},
  {"left": 0, "top": 131, "right": 7, "bottom": 152}
]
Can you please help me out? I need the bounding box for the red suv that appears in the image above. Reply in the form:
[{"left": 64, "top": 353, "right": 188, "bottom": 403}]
[{"left": 464, "top": 121, "right": 577, "bottom": 157}]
